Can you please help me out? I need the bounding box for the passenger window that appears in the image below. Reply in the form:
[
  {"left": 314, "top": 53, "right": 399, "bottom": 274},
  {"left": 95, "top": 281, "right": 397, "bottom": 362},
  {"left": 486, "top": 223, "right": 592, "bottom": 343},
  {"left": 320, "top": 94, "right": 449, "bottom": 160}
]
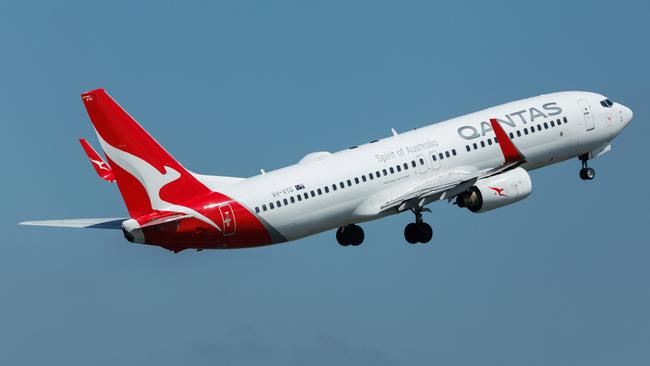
[
  {"left": 531, "top": 126, "right": 535, "bottom": 133},
  {"left": 383, "top": 169, "right": 388, "bottom": 176},
  {"left": 452, "top": 149, "right": 457, "bottom": 156},
  {"left": 270, "top": 202, "right": 275, "bottom": 209},
  {"left": 432, "top": 155, "right": 437, "bottom": 161},
  {"left": 283, "top": 198, "right": 288, "bottom": 205},
  {"left": 354, "top": 177, "right": 359, "bottom": 184},
  {"left": 304, "top": 192, "right": 309, "bottom": 199},
  {"left": 290, "top": 196, "right": 295, "bottom": 203},
  {"left": 563, "top": 116, "right": 568, "bottom": 123},
  {"left": 550, "top": 120, "right": 555, "bottom": 127},
  {"left": 276, "top": 200, "right": 281, "bottom": 207},
  {"left": 324, "top": 186, "right": 329, "bottom": 193},
  {"left": 524, "top": 128, "right": 528, "bottom": 135},
  {"left": 262, "top": 204, "right": 267, "bottom": 211},
  {"left": 509, "top": 132, "right": 514, "bottom": 139},
  {"left": 466, "top": 145, "right": 471, "bottom": 152},
  {"left": 494, "top": 137, "right": 498, "bottom": 144},
  {"left": 389, "top": 167, "right": 395, "bottom": 174},
  {"left": 396, "top": 165, "right": 401, "bottom": 172},
  {"left": 340, "top": 182, "right": 345, "bottom": 189},
  {"left": 369, "top": 172, "right": 374, "bottom": 179},
  {"left": 473, "top": 142, "right": 478, "bottom": 150},
  {"left": 445, "top": 151, "right": 450, "bottom": 158},
  {"left": 255, "top": 207, "right": 260, "bottom": 213},
  {"left": 556, "top": 118, "right": 561, "bottom": 125},
  {"left": 403, "top": 163, "right": 408, "bottom": 170},
  {"left": 411, "top": 161, "right": 416, "bottom": 168},
  {"left": 297, "top": 195, "right": 302, "bottom": 201},
  {"left": 311, "top": 191, "right": 316, "bottom": 197},
  {"left": 516, "top": 130, "right": 521, "bottom": 137},
  {"left": 317, "top": 188, "right": 322, "bottom": 195},
  {"left": 419, "top": 158, "right": 425, "bottom": 165},
  {"left": 480, "top": 141, "right": 486, "bottom": 147},
  {"left": 544, "top": 122, "right": 549, "bottom": 129},
  {"left": 487, "top": 139, "right": 492, "bottom": 146},
  {"left": 362, "top": 175, "right": 367, "bottom": 182},
  {"left": 376, "top": 171, "right": 381, "bottom": 177},
  {"left": 347, "top": 179, "right": 352, "bottom": 186}
]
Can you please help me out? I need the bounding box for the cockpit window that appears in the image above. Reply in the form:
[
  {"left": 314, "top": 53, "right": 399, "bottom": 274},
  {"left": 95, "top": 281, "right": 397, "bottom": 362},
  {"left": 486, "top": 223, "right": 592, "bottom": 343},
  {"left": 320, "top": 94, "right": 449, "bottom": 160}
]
[{"left": 600, "top": 99, "right": 614, "bottom": 108}]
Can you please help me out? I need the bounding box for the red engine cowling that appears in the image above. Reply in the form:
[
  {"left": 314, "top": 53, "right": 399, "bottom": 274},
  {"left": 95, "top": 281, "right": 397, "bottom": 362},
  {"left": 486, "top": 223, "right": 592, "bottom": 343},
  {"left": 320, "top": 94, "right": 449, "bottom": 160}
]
[{"left": 456, "top": 167, "right": 532, "bottom": 213}]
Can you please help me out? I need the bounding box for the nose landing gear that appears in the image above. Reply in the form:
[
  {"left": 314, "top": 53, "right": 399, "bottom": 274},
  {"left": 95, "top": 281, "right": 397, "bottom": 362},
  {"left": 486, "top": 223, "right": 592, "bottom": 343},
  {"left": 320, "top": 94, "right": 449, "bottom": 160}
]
[
  {"left": 579, "top": 154, "right": 596, "bottom": 180},
  {"left": 336, "top": 224, "right": 364, "bottom": 246},
  {"left": 404, "top": 208, "right": 433, "bottom": 244}
]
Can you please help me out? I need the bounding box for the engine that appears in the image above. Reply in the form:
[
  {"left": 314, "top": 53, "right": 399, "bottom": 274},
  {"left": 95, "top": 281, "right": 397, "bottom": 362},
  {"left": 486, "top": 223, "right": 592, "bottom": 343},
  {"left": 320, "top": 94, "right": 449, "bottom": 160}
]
[{"left": 456, "top": 167, "right": 532, "bottom": 213}]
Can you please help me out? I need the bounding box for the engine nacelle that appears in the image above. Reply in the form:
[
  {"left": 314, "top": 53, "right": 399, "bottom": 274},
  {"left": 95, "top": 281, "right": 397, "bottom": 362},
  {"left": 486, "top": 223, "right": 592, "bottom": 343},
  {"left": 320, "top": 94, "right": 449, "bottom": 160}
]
[{"left": 456, "top": 167, "right": 532, "bottom": 213}]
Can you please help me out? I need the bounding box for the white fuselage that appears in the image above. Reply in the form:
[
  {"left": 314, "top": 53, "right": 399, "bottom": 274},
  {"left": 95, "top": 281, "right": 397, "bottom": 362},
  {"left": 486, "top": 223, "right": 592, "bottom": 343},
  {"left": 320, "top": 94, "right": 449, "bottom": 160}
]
[{"left": 218, "top": 91, "right": 631, "bottom": 242}]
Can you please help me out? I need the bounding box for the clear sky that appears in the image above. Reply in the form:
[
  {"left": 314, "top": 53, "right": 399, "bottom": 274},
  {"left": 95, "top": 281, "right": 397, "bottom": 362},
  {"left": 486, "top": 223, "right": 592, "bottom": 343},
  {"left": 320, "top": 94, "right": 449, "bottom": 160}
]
[{"left": 1, "top": 1, "right": 649, "bottom": 365}]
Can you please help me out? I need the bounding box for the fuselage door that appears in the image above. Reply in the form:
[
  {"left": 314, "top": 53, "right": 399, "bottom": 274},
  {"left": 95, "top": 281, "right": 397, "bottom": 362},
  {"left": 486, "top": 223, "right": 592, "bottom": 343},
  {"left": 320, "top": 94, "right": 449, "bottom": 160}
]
[
  {"left": 429, "top": 151, "right": 441, "bottom": 170},
  {"left": 578, "top": 99, "right": 595, "bottom": 131},
  {"left": 218, "top": 203, "right": 236, "bottom": 236}
]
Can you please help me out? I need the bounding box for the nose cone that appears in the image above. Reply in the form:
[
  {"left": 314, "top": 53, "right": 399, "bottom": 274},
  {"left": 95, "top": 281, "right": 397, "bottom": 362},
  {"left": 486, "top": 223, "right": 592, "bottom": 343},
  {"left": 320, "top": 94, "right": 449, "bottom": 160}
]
[{"left": 620, "top": 104, "right": 633, "bottom": 127}]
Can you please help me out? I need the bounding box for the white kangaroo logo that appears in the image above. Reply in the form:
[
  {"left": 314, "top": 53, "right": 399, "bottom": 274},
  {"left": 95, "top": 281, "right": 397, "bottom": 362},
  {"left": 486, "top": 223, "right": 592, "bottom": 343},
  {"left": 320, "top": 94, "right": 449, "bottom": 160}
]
[
  {"left": 90, "top": 158, "right": 110, "bottom": 171},
  {"left": 95, "top": 132, "right": 221, "bottom": 231}
]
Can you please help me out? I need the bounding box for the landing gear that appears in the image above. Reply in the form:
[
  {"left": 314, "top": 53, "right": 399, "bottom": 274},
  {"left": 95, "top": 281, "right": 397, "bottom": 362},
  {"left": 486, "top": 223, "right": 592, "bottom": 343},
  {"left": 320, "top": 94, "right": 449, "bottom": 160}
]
[
  {"left": 404, "top": 209, "right": 433, "bottom": 244},
  {"left": 579, "top": 154, "right": 596, "bottom": 180},
  {"left": 336, "top": 224, "right": 364, "bottom": 246}
]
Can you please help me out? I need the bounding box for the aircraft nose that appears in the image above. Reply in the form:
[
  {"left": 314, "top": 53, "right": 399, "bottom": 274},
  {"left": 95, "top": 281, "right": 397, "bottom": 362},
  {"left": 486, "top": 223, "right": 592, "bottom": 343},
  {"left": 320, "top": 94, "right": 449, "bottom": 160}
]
[{"left": 620, "top": 104, "right": 633, "bottom": 127}]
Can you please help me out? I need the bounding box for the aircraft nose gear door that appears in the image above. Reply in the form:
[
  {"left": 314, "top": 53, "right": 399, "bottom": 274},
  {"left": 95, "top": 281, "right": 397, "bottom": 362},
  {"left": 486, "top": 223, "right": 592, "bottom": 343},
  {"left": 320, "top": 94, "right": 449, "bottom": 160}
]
[
  {"left": 218, "top": 204, "right": 236, "bottom": 236},
  {"left": 578, "top": 99, "right": 595, "bottom": 131}
]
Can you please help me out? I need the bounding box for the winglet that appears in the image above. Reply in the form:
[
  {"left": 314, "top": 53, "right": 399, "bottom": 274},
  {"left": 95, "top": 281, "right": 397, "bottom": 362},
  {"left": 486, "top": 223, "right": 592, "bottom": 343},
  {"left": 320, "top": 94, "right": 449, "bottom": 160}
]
[
  {"left": 489, "top": 118, "right": 526, "bottom": 164},
  {"left": 79, "top": 138, "right": 115, "bottom": 182}
]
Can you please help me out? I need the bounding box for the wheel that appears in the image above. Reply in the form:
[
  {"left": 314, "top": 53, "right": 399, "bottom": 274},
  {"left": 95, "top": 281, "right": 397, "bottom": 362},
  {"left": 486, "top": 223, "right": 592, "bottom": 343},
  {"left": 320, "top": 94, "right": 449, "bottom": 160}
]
[
  {"left": 404, "top": 223, "right": 419, "bottom": 244},
  {"left": 349, "top": 224, "right": 364, "bottom": 246},
  {"left": 579, "top": 167, "right": 596, "bottom": 180},
  {"left": 336, "top": 225, "right": 364, "bottom": 246},
  {"left": 336, "top": 226, "right": 350, "bottom": 246},
  {"left": 416, "top": 223, "right": 433, "bottom": 243}
]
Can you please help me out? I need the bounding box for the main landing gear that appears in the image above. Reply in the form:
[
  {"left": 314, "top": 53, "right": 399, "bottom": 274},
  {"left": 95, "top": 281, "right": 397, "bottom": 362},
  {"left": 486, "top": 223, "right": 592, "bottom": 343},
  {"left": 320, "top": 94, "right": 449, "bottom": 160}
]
[
  {"left": 579, "top": 154, "right": 596, "bottom": 181},
  {"left": 404, "top": 208, "right": 433, "bottom": 244},
  {"left": 336, "top": 224, "right": 364, "bottom": 246}
]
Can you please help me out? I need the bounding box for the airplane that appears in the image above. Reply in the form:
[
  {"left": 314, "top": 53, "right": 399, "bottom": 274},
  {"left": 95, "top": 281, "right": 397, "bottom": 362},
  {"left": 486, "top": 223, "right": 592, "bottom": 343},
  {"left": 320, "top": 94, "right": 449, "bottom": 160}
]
[{"left": 20, "top": 89, "right": 633, "bottom": 252}]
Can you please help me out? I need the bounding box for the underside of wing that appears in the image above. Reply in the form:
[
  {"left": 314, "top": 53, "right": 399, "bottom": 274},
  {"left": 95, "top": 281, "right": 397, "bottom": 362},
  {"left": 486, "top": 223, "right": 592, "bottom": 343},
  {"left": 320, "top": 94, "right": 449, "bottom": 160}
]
[
  {"left": 378, "top": 117, "right": 528, "bottom": 214},
  {"left": 19, "top": 218, "right": 126, "bottom": 229}
]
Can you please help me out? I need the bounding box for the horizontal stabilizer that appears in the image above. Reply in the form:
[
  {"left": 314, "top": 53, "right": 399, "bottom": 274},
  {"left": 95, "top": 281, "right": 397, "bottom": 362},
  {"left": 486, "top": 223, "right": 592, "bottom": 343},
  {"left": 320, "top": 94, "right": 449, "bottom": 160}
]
[
  {"left": 19, "top": 218, "right": 126, "bottom": 229},
  {"left": 79, "top": 138, "right": 115, "bottom": 182}
]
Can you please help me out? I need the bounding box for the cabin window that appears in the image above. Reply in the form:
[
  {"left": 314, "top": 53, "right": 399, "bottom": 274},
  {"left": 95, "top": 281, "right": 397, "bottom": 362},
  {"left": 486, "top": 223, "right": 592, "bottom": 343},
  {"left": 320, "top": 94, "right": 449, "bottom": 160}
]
[
  {"left": 262, "top": 204, "right": 267, "bottom": 211},
  {"left": 324, "top": 186, "right": 330, "bottom": 193},
  {"left": 297, "top": 195, "right": 302, "bottom": 201},
  {"left": 362, "top": 175, "right": 367, "bottom": 182},
  {"left": 269, "top": 202, "right": 275, "bottom": 209},
  {"left": 445, "top": 151, "right": 450, "bottom": 158},
  {"left": 432, "top": 155, "right": 437, "bottom": 161},
  {"left": 283, "top": 198, "right": 288, "bottom": 205},
  {"left": 255, "top": 207, "right": 260, "bottom": 213},
  {"left": 411, "top": 160, "right": 417, "bottom": 168},
  {"left": 317, "top": 188, "right": 322, "bottom": 195},
  {"left": 452, "top": 149, "right": 457, "bottom": 156},
  {"left": 290, "top": 196, "right": 295, "bottom": 203},
  {"left": 389, "top": 167, "right": 395, "bottom": 174},
  {"left": 396, "top": 165, "right": 401, "bottom": 172},
  {"left": 466, "top": 145, "right": 471, "bottom": 152}
]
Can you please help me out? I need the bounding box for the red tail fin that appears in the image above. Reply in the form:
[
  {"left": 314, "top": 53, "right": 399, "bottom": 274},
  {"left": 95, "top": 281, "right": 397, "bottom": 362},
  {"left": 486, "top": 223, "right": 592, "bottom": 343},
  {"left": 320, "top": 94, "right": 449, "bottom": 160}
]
[{"left": 81, "top": 88, "right": 210, "bottom": 218}]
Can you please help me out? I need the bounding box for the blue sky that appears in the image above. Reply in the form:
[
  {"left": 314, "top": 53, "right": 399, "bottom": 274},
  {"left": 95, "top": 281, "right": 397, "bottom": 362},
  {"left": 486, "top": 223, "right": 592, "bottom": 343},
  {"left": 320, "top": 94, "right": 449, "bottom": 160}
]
[{"left": 1, "top": 1, "right": 649, "bottom": 365}]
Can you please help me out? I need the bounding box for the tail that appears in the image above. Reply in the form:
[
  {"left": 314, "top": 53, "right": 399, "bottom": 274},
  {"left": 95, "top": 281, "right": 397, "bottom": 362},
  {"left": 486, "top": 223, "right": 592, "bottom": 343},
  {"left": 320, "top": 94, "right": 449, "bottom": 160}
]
[{"left": 81, "top": 88, "right": 211, "bottom": 218}]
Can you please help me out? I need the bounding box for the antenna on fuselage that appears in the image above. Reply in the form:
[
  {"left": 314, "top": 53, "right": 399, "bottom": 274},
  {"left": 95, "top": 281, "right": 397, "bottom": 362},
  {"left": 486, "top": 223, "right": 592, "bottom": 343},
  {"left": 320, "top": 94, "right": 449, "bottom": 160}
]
[
  {"left": 391, "top": 128, "right": 398, "bottom": 136},
  {"left": 260, "top": 169, "right": 266, "bottom": 175}
]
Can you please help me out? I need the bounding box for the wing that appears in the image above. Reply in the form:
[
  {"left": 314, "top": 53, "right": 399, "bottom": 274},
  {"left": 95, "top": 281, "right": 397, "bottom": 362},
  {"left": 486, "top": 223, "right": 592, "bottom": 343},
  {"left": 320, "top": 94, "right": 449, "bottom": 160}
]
[
  {"left": 79, "top": 138, "right": 115, "bottom": 182},
  {"left": 19, "top": 218, "right": 126, "bottom": 229},
  {"left": 378, "top": 118, "right": 526, "bottom": 213}
]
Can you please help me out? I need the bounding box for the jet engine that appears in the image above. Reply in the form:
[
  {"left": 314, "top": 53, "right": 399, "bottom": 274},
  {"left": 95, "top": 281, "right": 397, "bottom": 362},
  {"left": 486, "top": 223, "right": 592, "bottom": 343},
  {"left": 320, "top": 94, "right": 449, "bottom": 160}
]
[{"left": 456, "top": 167, "right": 532, "bottom": 213}]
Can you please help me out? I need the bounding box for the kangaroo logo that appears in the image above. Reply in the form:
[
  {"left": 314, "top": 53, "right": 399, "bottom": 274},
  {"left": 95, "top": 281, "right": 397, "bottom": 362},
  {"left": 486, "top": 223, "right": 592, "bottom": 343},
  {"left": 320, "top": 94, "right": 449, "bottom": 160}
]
[
  {"left": 489, "top": 186, "right": 508, "bottom": 197},
  {"left": 95, "top": 132, "right": 222, "bottom": 231}
]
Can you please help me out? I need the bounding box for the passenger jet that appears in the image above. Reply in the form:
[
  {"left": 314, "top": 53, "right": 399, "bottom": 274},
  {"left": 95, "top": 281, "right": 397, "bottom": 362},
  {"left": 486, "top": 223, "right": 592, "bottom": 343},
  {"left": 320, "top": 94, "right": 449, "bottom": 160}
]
[{"left": 20, "top": 89, "right": 633, "bottom": 252}]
